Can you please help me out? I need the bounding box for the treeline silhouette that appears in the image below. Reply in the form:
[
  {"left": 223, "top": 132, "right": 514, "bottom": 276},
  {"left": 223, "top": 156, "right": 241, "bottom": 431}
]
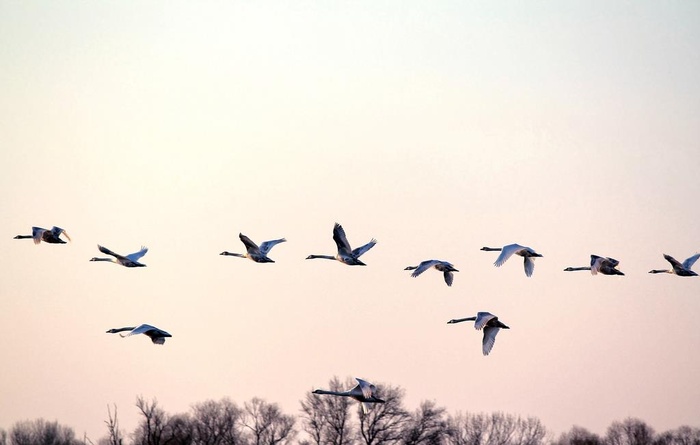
[{"left": 1, "top": 377, "right": 697, "bottom": 445}]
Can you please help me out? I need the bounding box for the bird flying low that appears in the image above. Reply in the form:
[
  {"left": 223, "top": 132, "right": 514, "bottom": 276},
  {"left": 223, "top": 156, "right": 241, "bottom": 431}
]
[
  {"left": 312, "top": 378, "right": 385, "bottom": 413},
  {"left": 90, "top": 245, "right": 148, "bottom": 267},
  {"left": 106, "top": 324, "right": 172, "bottom": 345},
  {"left": 220, "top": 233, "right": 286, "bottom": 263},
  {"left": 447, "top": 312, "right": 510, "bottom": 356},
  {"left": 306, "top": 223, "right": 377, "bottom": 265},
  {"left": 405, "top": 260, "right": 459, "bottom": 286},
  {"left": 649, "top": 253, "right": 699, "bottom": 277},
  {"left": 14, "top": 226, "right": 71, "bottom": 244},
  {"left": 481, "top": 244, "right": 542, "bottom": 277},
  {"left": 564, "top": 255, "right": 624, "bottom": 276}
]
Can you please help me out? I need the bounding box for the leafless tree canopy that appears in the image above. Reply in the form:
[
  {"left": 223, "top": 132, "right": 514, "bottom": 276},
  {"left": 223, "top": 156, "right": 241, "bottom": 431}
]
[
  {"left": 5, "top": 419, "right": 81, "bottom": 445},
  {"left": 3, "top": 386, "right": 699, "bottom": 445},
  {"left": 606, "top": 418, "right": 656, "bottom": 445},
  {"left": 358, "top": 384, "right": 410, "bottom": 445}
]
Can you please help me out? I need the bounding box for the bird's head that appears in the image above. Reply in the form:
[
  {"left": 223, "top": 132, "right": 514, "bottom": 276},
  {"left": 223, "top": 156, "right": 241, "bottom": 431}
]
[
  {"left": 13, "top": 235, "right": 22, "bottom": 239},
  {"left": 105, "top": 328, "right": 118, "bottom": 333},
  {"left": 404, "top": 266, "right": 416, "bottom": 271},
  {"left": 89, "top": 257, "right": 99, "bottom": 262},
  {"left": 446, "top": 319, "right": 458, "bottom": 324},
  {"left": 563, "top": 267, "right": 574, "bottom": 271}
]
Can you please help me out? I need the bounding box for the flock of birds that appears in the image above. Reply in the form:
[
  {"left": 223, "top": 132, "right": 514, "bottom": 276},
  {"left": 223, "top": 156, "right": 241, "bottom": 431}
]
[{"left": 13, "top": 222, "right": 699, "bottom": 412}]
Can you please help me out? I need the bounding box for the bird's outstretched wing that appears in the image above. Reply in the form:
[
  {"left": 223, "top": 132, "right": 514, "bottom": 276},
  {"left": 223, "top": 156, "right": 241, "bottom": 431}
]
[
  {"left": 494, "top": 244, "right": 523, "bottom": 267},
  {"left": 474, "top": 312, "right": 497, "bottom": 330},
  {"left": 31, "top": 227, "right": 46, "bottom": 244},
  {"left": 98, "top": 245, "right": 126, "bottom": 260},
  {"left": 410, "top": 260, "right": 439, "bottom": 278},
  {"left": 121, "top": 323, "right": 158, "bottom": 338},
  {"left": 239, "top": 233, "right": 260, "bottom": 254},
  {"left": 260, "top": 238, "right": 286, "bottom": 255},
  {"left": 482, "top": 326, "right": 501, "bottom": 356},
  {"left": 51, "top": 226, "right": 71, "bottom": 242},
  {"left": 523, "top": 256, "right": 536, "bottom": 277},
  {"left": 663, "top": 254, "right": 685, "bottom": 273},
  {"left": 352, "top": 239, "right": 377, "bottom": 258},
  {"left": 126, "top": 246, "right": 148, "bottom": 262},
  {"left": 683, "top": 253, "right": 700, "bottom": 270},
  {"left": 332, "top": 223, "right": 352, "bottom": 254},
  {"left": 443, "top": 270, "right": 454, "bottom": 286},
  {"left": 355, "top": 378, "right": 374, "bottom": 399}
]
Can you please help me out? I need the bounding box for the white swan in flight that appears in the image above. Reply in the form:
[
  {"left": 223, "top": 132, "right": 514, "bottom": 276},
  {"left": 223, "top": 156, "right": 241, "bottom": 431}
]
[
  {"left": 481, "top": 244, "right": 542, "bottom": 277},
  {"left": 405, "top": 260, "right": 459, "bottom": 286},
  {"left": 14, "top": 226, "right": 71, "bottom": 244},
  {"left": 649, "top": 253, "right": 699, "bottom": 277},
  {"left": 447, "top": 311, "right": 510, "bottom": 356},
  {"left": 106, "top": 324, "right": 171, "bottom": 344},
  {"left": 564, "top": 255, "right": 624, "bottom": 276},
  {"left": 306, "top": 223, "right": 377, "bottom": 266},
  {"left": 312, "top": 378, "right": 385, "bottom": 413},
  {"left": 90, "top": 245, "right": 148, "bottom": 267},
  {"left": 220, "top": 233, "right": 286, "bottom": 263}
]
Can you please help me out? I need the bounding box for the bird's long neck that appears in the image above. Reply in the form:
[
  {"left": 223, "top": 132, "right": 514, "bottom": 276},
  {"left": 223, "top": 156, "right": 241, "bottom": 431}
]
[
  {"left": 480, "top": 247, "right": 502, "bottom": 251},
  {"left": 448, "top": 317, "right": 477, "bottom": 324},
  {"left": 565, "top": 267, "right": 590, "bottom": 271},
  {"left": 649, "top": 269, "right": 671, "bottom": 274},
  {"left": 14, "top": 235, "right": 33, "bottom": 239},
  {"left": 314, "top": 389, "right": 347, "bottom": 396},
  {"left": 110, "top": 327, "right": 135, "bottom": 333},
  {"left": 91, "top": 257, "right": 115, "bottom": 262},
  {"left": 307, "top": 255, "right": 336, "bottom": 260},
  {"left": 220, "top": 252, "right": 244, "bottom": 257}
]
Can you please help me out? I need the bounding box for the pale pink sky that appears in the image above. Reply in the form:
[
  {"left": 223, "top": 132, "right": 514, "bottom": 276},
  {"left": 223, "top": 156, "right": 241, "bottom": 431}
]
[{"left": 1, "top": 1, "right": 699, "bottom": 442}]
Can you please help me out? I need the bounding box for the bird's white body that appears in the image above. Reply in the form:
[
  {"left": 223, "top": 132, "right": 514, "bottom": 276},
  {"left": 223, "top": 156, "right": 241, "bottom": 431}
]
[
  {"left": 312, "top": 377, "right": 385, "bottom": 413},
  {"left": 91, "top": 245, "right": 148, "bottom": 267},
  {"left": 306, "top": 223, "right": 377, "bottom": 266},
  {"left": 405, "top": 260, "right": 458, "bottom": 286},
  {"left": 220, "top": 233, "right": 286, "bottom": 263},
  {"left": 447, "top": 311, "right": 510, "bottom": 356},
  {"left": 482, "top": 244, "right": 542, "bottom": 277}
]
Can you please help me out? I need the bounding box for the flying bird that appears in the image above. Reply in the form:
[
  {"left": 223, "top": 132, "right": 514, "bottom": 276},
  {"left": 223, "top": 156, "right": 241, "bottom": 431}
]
[
  {"left": 90, "top": 245, "right": 148, "bottom": 267},
  {"left": 312, "top": 378, "right": 385, "bottom": 413},
  {"left": 106, "top": 324, "right": 172, "bottom": 345},
  {"left": 14, "top": 226, "right": 71, "bottom": 244},
  {"left": 220, "top": 233, "right": 286, "bottom": 263},
  {"left": 481, "top": 244, "right": 542, "bottom": 277},
  {"left": 404, "top": 260, "right": 459, "bottom": 286},
  {"left": 564, "top": 255, "right": 625, "bottom": 275},
  {"left": 306, "top": 223, "right": 377, "bottom": 265},
  {"left": 649, "top": 253, "right": 699, "bottom": 277},
  {"left": 447, "top": 311, "right": 510, "bottom": 356}
]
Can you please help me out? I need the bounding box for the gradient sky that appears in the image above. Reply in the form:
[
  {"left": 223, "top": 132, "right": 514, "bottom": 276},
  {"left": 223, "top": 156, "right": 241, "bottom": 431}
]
[{"left": 1, "top": 1, "right": 699, "bottom": 442}]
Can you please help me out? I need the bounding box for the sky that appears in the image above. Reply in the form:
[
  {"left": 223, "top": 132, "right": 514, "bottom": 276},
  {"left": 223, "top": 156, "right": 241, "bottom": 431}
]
[{"left": 1, "top": 0, "right": 699, "bottom": 442}]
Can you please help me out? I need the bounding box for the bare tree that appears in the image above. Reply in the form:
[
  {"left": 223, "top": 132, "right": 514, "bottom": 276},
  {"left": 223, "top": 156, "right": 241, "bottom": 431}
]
[
  {"left": 654, "top": 426, "right": 700, "bottom": 445},
  {"left": 552, "top": 426, "right": 603, "bottom": 445},
  {"left": 241, "top": 397, "right": 296, "bottom": 445},
  {"left": 133, "top": 396, "right": 170, "bottom": 445},
  {"left": 164, "top": 413, "right": 194, "bottom": 445},
  {"left": 402, "top": 400, "right": 447, "bottom": 445},
  {"left": 606, "top": 419, "right": 655, "bottom": 445},
  {"left": 8, "top": 419, "right": 81, "bottom": 445},
  {"left": 190, "top": 398, "right": 246, "bottom": 445},
  {"left": 446, "top": 412, "right": 547, "bottom": 445},
  {"left": 357, "top": 384, "right": 410, "bottom": 445},
  {"left": 102, "top": 404, "right": 123, "bottom": 445},
  {"left": 300, "top": 377, "right": 356, "bottom": 445}
]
